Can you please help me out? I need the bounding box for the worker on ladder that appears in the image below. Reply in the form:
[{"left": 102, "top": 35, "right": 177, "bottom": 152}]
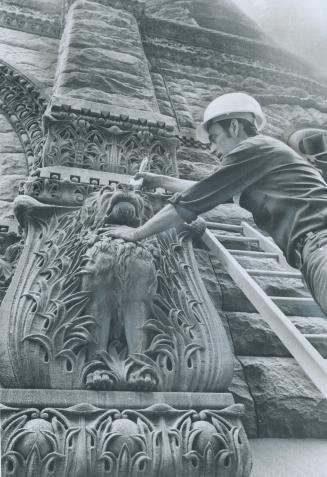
[{"left": 107, "top": 92, "right": 327, "bottom": 317}]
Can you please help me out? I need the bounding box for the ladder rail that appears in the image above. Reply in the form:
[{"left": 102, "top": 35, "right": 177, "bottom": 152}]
[{"left": 202, "top": 229, "right": 327, "bottom": 398}]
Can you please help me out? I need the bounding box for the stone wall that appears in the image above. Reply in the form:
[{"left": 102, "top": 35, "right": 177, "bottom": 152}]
[
  {"left": 0, "top": 26, "right": 59, "bottom": 94},
  {"left": 0, "top": 115, "right": 27, "bottom": 221}
]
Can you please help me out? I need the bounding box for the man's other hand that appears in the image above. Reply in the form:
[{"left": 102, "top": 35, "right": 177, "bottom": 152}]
[{"left": 97, "top": 225, "right": 138, "bottom": 242}]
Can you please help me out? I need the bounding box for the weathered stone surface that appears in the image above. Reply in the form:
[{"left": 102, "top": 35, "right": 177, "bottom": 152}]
[
  {"left": 145, "top": 0, "right": 197, "bottom": 25},
  {"left": 0, "top": 175, "right": 25, "bottom": 202},
  {"left": 178, "top": 160, "right": 217, "bottom": 181},
  {"left": 0, "top": 154, "right": 27, "bottom": 177},
  {"left": 213, "top": 270, "right": 310, "bottom": 313},
  {"left": 192, "top": 0, "right": 265, "bottom": 40},
  {"left": 0, "top": 131, "right": 24, "bottom": 154},
  {"left": 177, "top": 146, "right": 218, "bottom": 180},
  {"left": 194, "top": 248, "right": 223, "bottom": 310},
  {"left": 54, "top": 1, "right": 159, "bottom": 113},
  {"left": 240, "top": 356, "right": 327, "bottom": 437},
  {"left": 1, "top": 0, "right": 61, "bottom": 15},
  {"left": 229, "top": 359, "right": 258, "bottom": 438},
  {"left": 177, "top": 145, "right": 218, "bottom": 166},
  {"left": 147, "top": 55, "right": 327, "bottom": 138},
  {"left": 0, "top": 26, "right": 59, "bottom": 90},
  {"left": 226, "top": 312, "right": 327, "bottom": 358},
  {"left": 0, "top": 201, "right": 15, "bottom": 221}
]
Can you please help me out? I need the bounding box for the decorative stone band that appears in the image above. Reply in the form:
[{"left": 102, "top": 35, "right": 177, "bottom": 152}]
[
  {"left": 1, "top": 390, "right": 252, "bottom": 477},
  {"left": 0, "top": 61, "right": 46, "bottom": 171},
  {"left": 42, "top": 111, "right": 179, "bottom": 177}
]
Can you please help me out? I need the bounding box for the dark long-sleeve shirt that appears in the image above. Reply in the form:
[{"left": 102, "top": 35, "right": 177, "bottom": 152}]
[{"left": 169, "top": 134, "right": 327, "bottom": 266}]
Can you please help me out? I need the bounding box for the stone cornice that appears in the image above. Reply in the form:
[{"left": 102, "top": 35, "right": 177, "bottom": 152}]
[
  {"left": 0, "top": 4, "right": 61, "bottom": 38},
  {"left": 141, "top": 16, "right": 324, "bottom": 82},
  {"left": 144, "top": 37, "right": 327, "bottom": 99}
]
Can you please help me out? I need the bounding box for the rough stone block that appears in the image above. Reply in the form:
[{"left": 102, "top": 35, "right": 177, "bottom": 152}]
[
  {"left": 54, "top": 1, "right": 159, "bottom": 113},
  {"left": 239, "top": 356, "right": 327, "bottom": 438},
  {"left": 0, "top": 153, "right": 28, "bottom": 177},
  {"left": 0, "top": 26, "right": 59, "bottom": 89},
  {"left": 229, "top": 359, "right": 258, "bottom": 438},
  {"left": 226, "top": 312, "right": 327, "bottom": 358}
]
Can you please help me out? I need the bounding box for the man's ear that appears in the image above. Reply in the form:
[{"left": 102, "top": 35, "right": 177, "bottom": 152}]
[{"left": 230, "top": 119, "right": 240, "bottom": 136}]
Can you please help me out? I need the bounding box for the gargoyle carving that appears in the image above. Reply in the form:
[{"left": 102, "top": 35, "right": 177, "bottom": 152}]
[{"left": 0, "top": 183, "right": 233, "bottom": 392}]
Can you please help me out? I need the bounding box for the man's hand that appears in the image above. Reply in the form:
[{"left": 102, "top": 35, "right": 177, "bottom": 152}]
[
  {"left": 133, "top": 172, "right": 163, "bottom": 189},
  {"left": 97, "top": 225, "right": 138, "bottom": 242}
]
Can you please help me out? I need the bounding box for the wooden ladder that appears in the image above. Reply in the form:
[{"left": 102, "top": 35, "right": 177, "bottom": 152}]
[{"left": 202, "top": 220, "right": 327, "bottom": 397}]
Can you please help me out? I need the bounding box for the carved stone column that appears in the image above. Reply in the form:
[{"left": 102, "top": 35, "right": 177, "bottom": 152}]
[{"left": 41, "top": 0, "right": 178, "bottom": 177}]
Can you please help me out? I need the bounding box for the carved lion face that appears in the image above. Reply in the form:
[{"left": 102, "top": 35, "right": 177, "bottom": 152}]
[{"left": 84, "top": 185, "right": 153, "bottom": 229}]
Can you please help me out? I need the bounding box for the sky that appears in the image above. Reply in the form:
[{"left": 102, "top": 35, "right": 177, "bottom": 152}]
[{"left": 233, "top": 0, "right": 327, "bottom": 75}]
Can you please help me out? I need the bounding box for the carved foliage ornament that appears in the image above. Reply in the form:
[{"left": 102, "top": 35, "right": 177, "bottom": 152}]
[
  {"left": 0, "top": 61, "right": 46, "bottom": 169},
  {"left": 0, "top": 187, "right": 233, "bottom": 392},
  {"left": 42, "top": 117, "right": 178, "bottom": 176},
  {"left": 1, "top": 403, "right": 251, "bottom": 477}
]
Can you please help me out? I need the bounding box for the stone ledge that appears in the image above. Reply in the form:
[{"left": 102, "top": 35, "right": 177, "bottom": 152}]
[{"left": 0, "top": 389, "right": 234, "bottom": 409}]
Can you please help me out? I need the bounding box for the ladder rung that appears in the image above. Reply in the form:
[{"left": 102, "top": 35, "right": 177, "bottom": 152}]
[
  {"left": 229, "top": 250, "right": 279, "bottom": 259},
  {"left": 202, "top": 228, "right": 327, "bottom": 396},
  {"left": 206, "top": 221, "right": 242, "bottom": 233},
  {"left": 304, "top": 334, "right": 327, "bottom": 340},
  {"left": 214, "top": 234, "right": 259, "bottom": 244},
  {"left": 246, "top": 269, "right": 302, "bottom": 279},
  {"left": 272, "top": 297, "right": 325, "bottom": 318}
]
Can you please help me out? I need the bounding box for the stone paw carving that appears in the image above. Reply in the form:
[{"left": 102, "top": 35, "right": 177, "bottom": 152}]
[
  {"left": 128, "top": 371, "right": 159, "bottom": 391},
  {"left": 85, "top": 370, "right": 116, "bottom": 390}
]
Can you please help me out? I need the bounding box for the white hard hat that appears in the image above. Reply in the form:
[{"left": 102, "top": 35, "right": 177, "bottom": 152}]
[{"left": 196, "top": 92, "right": 266, "bottom": 143}]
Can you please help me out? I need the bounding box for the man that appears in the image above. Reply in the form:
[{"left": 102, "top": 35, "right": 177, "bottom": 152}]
[{"left": 108, "top": 92, "right": 327, "bottom": 315}]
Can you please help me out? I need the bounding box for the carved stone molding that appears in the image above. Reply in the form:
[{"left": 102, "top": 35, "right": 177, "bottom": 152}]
[
  {"left": 0, "top": 4, "right": 61, "bottom": 38},
  {"left": 42, "top": 114, "right": 178, "bottom": 176},
  {"left": 1, "top": 392, "right": 252, "bottom": 477},
  {"left": 0, "top": 61, "right": 46, "bottom": 170}
]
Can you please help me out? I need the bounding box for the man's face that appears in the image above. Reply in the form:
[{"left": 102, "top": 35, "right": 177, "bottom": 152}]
[{"left": 207, "top": 121, "right": 236, "bottom": 156}]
